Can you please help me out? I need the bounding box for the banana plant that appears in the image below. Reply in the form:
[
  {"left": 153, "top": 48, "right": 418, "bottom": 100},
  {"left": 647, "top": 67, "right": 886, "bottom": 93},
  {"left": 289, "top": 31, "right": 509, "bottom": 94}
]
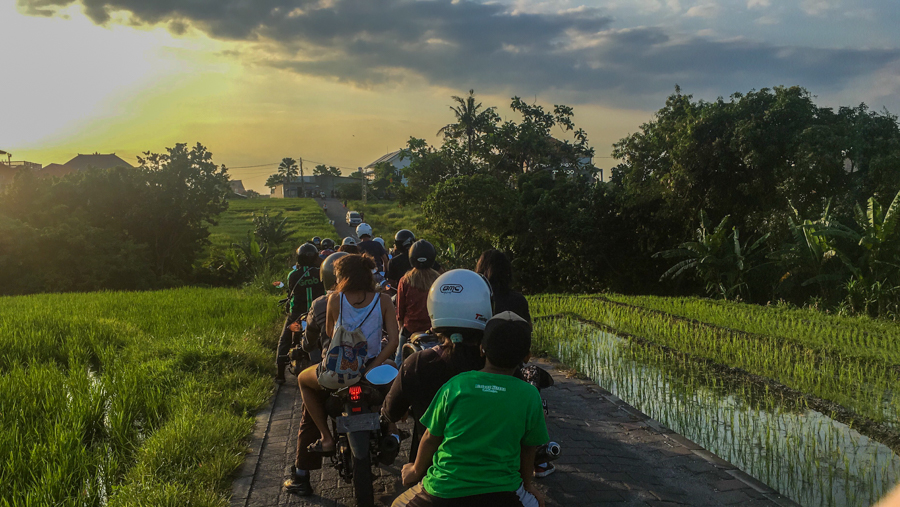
[
  {"left": 655, "top": 210, "right": 769, "bottom": 300},
  {"left": 769, "top": 201, "right": 845, "bottom": 299}
]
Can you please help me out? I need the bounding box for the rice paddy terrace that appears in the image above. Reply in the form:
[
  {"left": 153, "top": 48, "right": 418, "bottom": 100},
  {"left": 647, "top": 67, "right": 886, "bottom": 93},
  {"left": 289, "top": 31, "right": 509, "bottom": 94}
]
[{"left": 528, "top": 294, "right": 900, "bottom": 506}]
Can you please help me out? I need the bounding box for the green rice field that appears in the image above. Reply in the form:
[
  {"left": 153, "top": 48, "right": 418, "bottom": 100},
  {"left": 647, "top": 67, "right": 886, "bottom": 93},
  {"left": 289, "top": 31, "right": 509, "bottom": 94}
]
[
  {"left": 0, "top": 288, "right": 281, "bottom": 506},
  {"left": 209, "top": 198, "right": 337, "bottom": 254},
  {"left": 528, "top": 294, "right": 900, "bottom": 506},
  {"left": 347, "top": 200, "right": 427, "bottom": 241}
]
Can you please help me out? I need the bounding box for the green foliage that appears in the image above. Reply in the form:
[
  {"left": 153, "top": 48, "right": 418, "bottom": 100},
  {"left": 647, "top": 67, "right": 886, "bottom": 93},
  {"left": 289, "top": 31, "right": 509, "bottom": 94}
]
[
  {"left": 655, "top": 211, "right": 770, "bottom": 300},
  {"left": 0, "top": 143, "right": 230, "bottom": 295},
  {"left": 0, "top": 288, "right": 280, "bottom": 506},
  {"left": 312, "top": 164, "right": 341, "bottom": 177},
  {"left": 422, "top": 174, "right": 517, "bottom": 258},
  {"left": 252, "top": 208, "right": 291, "bottom": 249}
]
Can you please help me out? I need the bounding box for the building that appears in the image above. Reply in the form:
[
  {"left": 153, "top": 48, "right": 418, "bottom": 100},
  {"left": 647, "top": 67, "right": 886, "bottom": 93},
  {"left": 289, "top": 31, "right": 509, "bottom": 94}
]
[
  {"left": 0, "top": 160, "right": 41, "bottom": 187},
  {"left": 60, "top": 153, "right": 133, "bottom": 172},
  {"left": 230, "top": 180, "right": 247, "bottom": 196},
  {"left": 364, "top": 150, "right": 410, "bottom": 185},
  {"left": 270, "top": 175, "right": 361, "bottom": 198}
]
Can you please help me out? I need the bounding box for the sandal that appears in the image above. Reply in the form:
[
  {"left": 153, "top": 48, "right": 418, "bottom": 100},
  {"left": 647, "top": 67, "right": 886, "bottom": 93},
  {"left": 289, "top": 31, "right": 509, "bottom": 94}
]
[{"left": 307, "top": 439, "right": 336, "bottom": 456}]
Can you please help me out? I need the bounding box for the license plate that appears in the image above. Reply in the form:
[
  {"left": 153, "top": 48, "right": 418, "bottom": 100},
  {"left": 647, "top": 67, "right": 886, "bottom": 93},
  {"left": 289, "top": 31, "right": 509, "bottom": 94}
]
[{"left": 336, "top": 413, "right": 381, "bottom": 433}]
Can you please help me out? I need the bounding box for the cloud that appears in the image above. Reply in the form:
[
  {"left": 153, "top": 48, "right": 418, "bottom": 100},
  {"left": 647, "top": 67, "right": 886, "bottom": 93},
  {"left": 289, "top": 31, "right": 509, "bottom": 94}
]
[
  {"left": 16, "top": 0, "right": 900, "bottom": 108},
  {"left": 747, "top": 0, "right": 770, "bottom": 8},
  {"left": 685, "top": 2, "right": 721, "bottom": 18}
]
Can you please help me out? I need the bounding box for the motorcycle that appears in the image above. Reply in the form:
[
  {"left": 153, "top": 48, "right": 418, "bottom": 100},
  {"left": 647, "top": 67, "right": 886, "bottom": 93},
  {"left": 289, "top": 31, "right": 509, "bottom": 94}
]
[
  {"left": 400, "top": 331, "right": 440, "bottom": 363},
  {"left": 323, "top": 364, "right": 402, "bottom": 507}
]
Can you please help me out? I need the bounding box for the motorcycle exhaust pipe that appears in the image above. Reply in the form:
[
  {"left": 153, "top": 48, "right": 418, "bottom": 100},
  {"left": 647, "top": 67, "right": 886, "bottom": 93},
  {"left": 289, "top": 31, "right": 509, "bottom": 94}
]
[
  {"left": 378, "top": 434, "right": 401, "bottom": 465},
  {"left": 535, "top": 441, "right": 561, "bottom": 463}
]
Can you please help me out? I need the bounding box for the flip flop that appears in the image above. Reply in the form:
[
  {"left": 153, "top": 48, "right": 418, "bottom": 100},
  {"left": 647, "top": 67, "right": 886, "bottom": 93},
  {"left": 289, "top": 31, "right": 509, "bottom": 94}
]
[{"left": 307, "top": 439, "right": 336, "bottom": 456}]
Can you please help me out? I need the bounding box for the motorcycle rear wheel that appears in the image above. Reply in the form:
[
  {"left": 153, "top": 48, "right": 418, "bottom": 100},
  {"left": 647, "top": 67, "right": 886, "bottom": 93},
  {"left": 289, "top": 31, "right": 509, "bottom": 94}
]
[{"left": 352, "top": 454, "right": 375, "bottom": 507}]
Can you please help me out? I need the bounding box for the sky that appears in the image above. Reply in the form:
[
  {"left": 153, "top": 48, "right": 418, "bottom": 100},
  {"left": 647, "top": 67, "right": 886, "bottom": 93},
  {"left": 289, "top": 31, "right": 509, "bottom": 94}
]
[{"left": 3, "top": 0, "right": 900, "bottom": 192}]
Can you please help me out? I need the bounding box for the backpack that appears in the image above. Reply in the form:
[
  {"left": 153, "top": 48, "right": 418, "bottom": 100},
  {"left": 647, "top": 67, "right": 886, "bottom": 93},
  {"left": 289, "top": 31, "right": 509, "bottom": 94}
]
[{"left": 317, "top": 294, "right": 378, "bottom": 389}]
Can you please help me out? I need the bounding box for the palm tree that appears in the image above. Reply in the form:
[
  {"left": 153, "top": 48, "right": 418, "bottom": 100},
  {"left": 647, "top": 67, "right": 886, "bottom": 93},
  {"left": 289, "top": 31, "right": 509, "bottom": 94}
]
[
  {"left": 436, "top": 90, "right": 497, "bottom": 157},
  {"left": 277, "top": 158, "right": 300, "bottom": 197}
]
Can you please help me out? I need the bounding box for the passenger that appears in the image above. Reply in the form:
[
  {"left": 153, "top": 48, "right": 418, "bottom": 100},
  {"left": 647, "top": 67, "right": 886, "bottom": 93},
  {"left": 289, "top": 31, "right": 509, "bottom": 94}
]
[
  {"left": 296, "top": 254, "right": 399, "bottom": 456},
  {"left": 395, "top": 240, "right": 440, "bottom": 365},
  {"left": 388, "top": 229, "right": 443, "bottom": 286},
  {"left": 475, "top": 249, "right": 531, "bottom": 324},
  {"left": 392, "top": 311, "right": 548, "bottom": 507},
  {"left": 338, "top": 237, "right": 359, "bottom": 254},
  {"left": 356, "top": 223, "right": 390, "bottom": 273},
  {"left": 276, "top": 244, "right": 325, "bottom": 383},
  {"left": 382, "top": 269, "right": 492, "bottom": 462},
  {"left": 310, "top": 236, "right": 322, "bottom": 250},
  {"left": 318, "top": 238, "right": 336, "bottom": 259},
  {"left": 283, "top": 251, "right": 347, "bottom": 497}
]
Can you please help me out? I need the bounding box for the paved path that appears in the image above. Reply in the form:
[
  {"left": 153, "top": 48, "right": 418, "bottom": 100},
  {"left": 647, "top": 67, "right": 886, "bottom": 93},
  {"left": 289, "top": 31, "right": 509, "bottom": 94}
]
[
  {"left": 318, "top": 197, "right": 358, "bottom": 241},
  {"left": 231, "top": 359, "right": 798, "bottom": 507}
]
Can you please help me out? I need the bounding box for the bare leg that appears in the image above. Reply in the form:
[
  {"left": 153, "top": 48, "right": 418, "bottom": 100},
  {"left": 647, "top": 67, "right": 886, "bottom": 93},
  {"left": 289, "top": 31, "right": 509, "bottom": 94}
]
[{"left": 298, "top": 366, "right": 335, "bottom": 451}]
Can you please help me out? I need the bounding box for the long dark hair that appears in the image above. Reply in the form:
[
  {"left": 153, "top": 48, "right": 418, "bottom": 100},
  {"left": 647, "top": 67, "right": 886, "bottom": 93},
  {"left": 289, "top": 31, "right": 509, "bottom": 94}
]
[
  {"left": 475, "top": 249, "right": 512, "bottom": 293},
  {"left": 436, "top": 328, "right": 485, "bottom": 374},
  {"left": 333, "top": 254, "right": 376, "bottom": 294}
]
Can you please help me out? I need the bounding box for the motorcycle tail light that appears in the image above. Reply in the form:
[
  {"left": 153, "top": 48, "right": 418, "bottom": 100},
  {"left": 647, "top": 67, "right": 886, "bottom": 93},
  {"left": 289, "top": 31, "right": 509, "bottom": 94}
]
[
  {"left": 351, "top": 407, "right": 362, "bottom": 413},
  {"left": 349, "top": 385, "right": 362, "bottom": 401}
]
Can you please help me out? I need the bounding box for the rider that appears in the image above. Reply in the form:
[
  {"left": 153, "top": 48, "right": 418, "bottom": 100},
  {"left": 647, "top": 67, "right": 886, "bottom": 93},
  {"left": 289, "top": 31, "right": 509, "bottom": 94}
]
[
  {"left": 310, "top": 236, "right": 322, "bottom": 251},
  {"left": 355, "top": 223, "right": 389, "bottom": 273},
  {"left": 475, "top": 249, "right": 531, "bottom": 324},
  {"left": 297, "top": 254, "right": 399, "bottom": 455},
  {"left": 394, "top": 240, "right": 439, "bottom": 364},
  {"left": 386, "top": 229, "right": 416, "bottom": 285},
  {"left": 382, "top": 269, "right": 492, "bottom": 462},
  {"left": 283, "top": 251, "right": 348, "bottom": 497},
  {"left": 318, "top": 238, "right": 336, "bottom": 259},
  {"left": 276, "top": 244, "right": 325, "bottom": 383}
]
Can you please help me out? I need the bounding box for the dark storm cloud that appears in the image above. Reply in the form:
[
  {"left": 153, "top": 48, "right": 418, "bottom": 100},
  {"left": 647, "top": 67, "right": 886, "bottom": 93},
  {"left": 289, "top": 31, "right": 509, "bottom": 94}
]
[{"left": 17, "top": 0, "right": 900, "bottom": 106}]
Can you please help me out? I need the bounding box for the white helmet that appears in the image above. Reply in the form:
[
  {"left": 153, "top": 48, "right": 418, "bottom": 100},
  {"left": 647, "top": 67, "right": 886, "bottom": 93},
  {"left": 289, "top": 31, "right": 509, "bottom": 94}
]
[
  {"left": 342, "top": 236, "right": 357, "bottom": 246},
  {"left": 427, "top": 269, "right": 493, "bottom": 330},
  {"left": 356, "top": 223, "right": 373, "bottom": 237},
  {"left": 373, "top": 236, "right": 385, "bottom": 247}
]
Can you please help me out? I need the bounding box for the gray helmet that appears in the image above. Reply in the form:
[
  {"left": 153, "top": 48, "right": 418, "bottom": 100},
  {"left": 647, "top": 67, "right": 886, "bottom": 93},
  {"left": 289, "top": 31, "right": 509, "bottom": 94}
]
[
  {"left": 320, "top": 252, "right": 349, "bottom": 291},
  {"left": 296, "top": 243, "right": 319, "bottom": 263}
]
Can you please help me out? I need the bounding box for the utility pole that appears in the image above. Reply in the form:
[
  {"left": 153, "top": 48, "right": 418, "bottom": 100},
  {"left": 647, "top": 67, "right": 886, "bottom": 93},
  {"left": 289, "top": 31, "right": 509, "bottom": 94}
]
[
  {"left": 299, "top": 158, "right": 305, "bottom": 198},
  {"left": 360, "top": 166, "right": 367, "bottom": 205}
]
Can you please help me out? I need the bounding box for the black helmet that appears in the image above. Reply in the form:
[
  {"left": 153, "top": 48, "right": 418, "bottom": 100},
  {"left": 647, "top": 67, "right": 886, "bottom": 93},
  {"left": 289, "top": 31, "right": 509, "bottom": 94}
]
[
  {"left": 297, "top": 243, "right": 319, "bottom": 263},
  {"left": 320, "top": 251, "right": 349, "bottom": 291},
  {"left": 311, "top": 236, "right": 322, "bottom": 247},
  {"left": 395, "top": 229, "right": 416, "bottom": 250},
  {"left": 321, "top": 238, "right": 335, "bottom": 250},
  {"left": 409, "top": 240, "right": 436, "bottom": 269}
]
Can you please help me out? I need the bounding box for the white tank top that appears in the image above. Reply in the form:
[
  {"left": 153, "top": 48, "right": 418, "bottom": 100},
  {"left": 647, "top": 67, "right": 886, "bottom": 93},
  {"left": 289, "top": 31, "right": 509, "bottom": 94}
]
[{"left": 335, "top": 293, "right": 383, "bottom": 359}]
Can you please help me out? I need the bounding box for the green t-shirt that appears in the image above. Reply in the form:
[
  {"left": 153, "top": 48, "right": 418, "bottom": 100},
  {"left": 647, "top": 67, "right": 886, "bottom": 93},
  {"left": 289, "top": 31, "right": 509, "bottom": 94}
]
[{"left": 420, "top": 370, "right": 549, "bottom": 499}]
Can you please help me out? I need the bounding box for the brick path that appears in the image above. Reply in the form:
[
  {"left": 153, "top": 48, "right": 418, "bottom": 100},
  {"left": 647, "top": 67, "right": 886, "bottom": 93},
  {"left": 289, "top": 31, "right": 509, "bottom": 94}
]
[{"left": 231, "top": 358, "right": 798, "bottom": 507}]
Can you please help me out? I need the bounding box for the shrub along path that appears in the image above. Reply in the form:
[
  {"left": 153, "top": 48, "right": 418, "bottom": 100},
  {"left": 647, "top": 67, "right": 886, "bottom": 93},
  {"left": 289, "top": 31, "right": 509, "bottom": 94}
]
[{"left": 231, "top": 358, "right": 796, "bottom": 507}]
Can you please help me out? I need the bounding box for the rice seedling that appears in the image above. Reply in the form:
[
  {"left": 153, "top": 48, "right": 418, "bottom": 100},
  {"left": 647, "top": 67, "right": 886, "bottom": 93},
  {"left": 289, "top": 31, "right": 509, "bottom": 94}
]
[
  {"left": 530, "top": 316, "right": 900, "bottom": 507},
  {"left": 0, "top": 287, "right": 281, "bottom": 506}
]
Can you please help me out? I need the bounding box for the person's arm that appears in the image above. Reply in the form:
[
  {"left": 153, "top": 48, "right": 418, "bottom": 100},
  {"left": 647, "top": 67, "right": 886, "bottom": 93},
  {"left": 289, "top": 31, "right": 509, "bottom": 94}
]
[
  {"left": 401, "top": 429, "right": 443, "bottom": 486},
  {"left": 325, "top": 293, "right": 340, "bottom": 336},
  {"left": 382, "top": 355, "right": 413, "bottom": 422},
  {"left": 370, "top": 293, "right": 399, "bottom": 368},
  {"left": 396, "top": 280, "right": 406, "bottom": 325},
  {"left": 520, "top": 445, "right": 545, "bottom": 507},
  {"left": 302, "top": 310, "right": 320, "bottom": 353}
]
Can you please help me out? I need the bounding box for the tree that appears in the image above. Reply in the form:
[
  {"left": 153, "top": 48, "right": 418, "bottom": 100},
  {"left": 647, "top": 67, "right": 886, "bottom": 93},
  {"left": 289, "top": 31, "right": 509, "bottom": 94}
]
[
  {"left": 436, "top": 89, "right": 499, "bottom": 158},
  {"left": 313, "top": 164, "right": 341, "bottom": 177},
  {"left": 422, "top": 174, "right": 517, "bottom": 258},
  {"left": 277, "top": 158, "right": 300, "bottom": 196},
  {"left": 135, "top": 143, "right": 231, "bottom": 276},
  {"left": 265, "top": 173, "right": 282, "bottom": 192}
]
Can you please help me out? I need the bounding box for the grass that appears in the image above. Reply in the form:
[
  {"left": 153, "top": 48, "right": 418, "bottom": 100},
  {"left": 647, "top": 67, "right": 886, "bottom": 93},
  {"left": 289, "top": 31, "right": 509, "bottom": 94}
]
[
  {"left": 0, "top": 288, "right": 281, "bottom": 506},
  {"left": 346, "top": 200, "right": 428, "bottom": 241},
  {"left": 209, "top": 198, "right": 337, "bottom": 255}
]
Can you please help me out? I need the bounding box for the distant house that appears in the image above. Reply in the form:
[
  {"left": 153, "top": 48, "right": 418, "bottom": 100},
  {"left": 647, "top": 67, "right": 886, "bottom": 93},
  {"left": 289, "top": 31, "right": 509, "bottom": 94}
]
[
  {"left": 0, "top": 160, "right": 41, "bottom": 187},
  {"left": 39, "top": 163, "right": 71, "bottom": 177},
  {"left": 364, "top": 150, "right": 410, "bottom": 185},
  {"left": 270, "top": 175, "right": 361, "bottom": 198},
  {"left": 230, "top": 180, "right": 247, "bottom": 196},
  {"left": 62, "top": 153, "right": 133, "bottom": 172}
]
